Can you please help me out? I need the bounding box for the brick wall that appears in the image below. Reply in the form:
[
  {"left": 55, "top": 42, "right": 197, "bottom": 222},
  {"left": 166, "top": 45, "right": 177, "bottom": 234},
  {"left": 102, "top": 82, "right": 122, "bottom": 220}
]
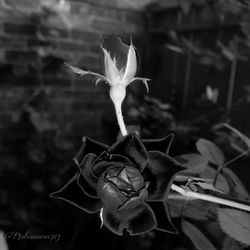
[{"left": 0, "top": 0, "right": 147, "bottom": 144}]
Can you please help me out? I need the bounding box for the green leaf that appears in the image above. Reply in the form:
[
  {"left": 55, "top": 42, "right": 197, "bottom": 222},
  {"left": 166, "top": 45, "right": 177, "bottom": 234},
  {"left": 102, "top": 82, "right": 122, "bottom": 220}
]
[
  {"left": 167, "top": 197, "right": 217, "bottom": 221},
  {"left": 218, "top": 208, "right": 250, "bottom": 246},
  {"left": 177, "top": 153, "right": 208, "bottom": 174},
  {"left": 221, "top": 48, "right": 236, "bottom": 61},
  {"left": 215, "top": 0, "right": 242, "bottom": 15},
  {"left": 222, "top": 168, "right": 250, "bottom": 199},
  {"left": 196, "top": 138, "right": 225, "bottom": 166},
  {"left": 200, "top": 166, "right": 230, "bottom": 194},
  {"left": 167, "top": 198, "right": 183, "bottom": 218},
  {"left": 222, "top": 237, "right": 242, "bottom": 250},
  {"left": 182, "top": 220, "right": 216, "bottom": 250},
  {"left": 194, "top": 181, "right": 225, "bottom": 194},
  {"left": 27, "top": 107, "right": 57, "bottom": 132},
  {"left": 183, "top": 200, "right": 217, "bottom": 221}
]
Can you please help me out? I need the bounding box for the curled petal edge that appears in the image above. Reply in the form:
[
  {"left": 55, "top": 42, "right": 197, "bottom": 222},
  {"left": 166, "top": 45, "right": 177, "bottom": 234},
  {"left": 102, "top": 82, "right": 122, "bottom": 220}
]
[
  {"left": 102, "top": 202, "right": 157, "bottom": 236},
  {"left": 50, "top": 174, "right": 102, "bottom": 214}
]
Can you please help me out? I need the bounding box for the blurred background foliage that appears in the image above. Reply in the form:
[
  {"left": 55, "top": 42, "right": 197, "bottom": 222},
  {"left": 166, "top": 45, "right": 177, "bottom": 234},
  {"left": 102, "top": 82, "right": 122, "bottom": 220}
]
[
  {"left": 0, "top": 0, "right": 250, "bottom": 249},
  {"left": 143, "top": 0, "right": 250, "bottom": 136}
]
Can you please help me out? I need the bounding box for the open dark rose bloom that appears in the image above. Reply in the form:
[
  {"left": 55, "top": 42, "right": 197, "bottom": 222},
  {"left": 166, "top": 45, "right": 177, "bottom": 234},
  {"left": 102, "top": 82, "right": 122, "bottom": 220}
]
[{"left": 50, "top": 133, "right": 184, "bottom": 235}]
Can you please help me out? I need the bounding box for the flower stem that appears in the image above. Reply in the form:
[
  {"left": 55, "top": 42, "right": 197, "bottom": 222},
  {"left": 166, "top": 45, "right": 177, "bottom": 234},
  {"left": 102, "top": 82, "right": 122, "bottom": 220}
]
[
  {"left": 114, "top": 103, "right": 127, "bottom": 136},
  {"left": 171, "top": 184, "right": 250, "bottom": 212},
  {"left": 168, "top": 194, "right": 195, "bottom": 200}
]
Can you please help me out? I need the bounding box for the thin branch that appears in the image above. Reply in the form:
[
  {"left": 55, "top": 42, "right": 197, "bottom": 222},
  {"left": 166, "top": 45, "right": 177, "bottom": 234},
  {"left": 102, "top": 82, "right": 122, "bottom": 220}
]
[
  {"left": 222, "top": 150, "right": 249, "bottom": 169},
  {"left": 171, "top": 184, "right": 250, "bottom": 212},
  {"left": 226, "top": 55, "right": 237, "bottom": 114},
  {"left": 214, "top": 149, "right": 249, "bottom": 185}
]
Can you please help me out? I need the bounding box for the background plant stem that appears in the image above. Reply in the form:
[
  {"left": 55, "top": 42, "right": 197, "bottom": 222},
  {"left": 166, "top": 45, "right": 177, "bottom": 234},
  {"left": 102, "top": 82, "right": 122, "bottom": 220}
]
[{"left": 171, "top": 184, "right": 250, "bottom": 211}]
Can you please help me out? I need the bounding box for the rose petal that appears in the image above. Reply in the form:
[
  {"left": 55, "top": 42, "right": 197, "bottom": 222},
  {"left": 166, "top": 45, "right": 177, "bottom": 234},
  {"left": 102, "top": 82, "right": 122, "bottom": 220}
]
[
  {"left": 120, "top": 165, "right": 144, "bottom": 191},
  {"left": 102, "top": 47, "right": 121, "bottom": 83},
  {"left": 126, "top": 203, "right": 157, "bottom": 235},
  {"left": 77, "top": 153, "right": 99, "bottom": 197},
  {"left": 73, "top": 137, "right": 108, "bottom": 166},
  {"left": 117, "top": 188, "right": 148, "bottom": 210},
  {"left": 101, "top": 35, "right": 130, "bottom": 72},
  {"left": 92, "top": 151, "right": 132, "bottom": 177},
  {"left": 97, "top": 176, "right": 127, "bottom": 209},
  {"left": 143, "top": 134, "right": 174, "bottom": 154},
  {"left": 102, "top": 207, "right": 126, "bottom": 235},
  {"left": 50, "top": 174, "right": 102, "bottom": 214},
  {"left": 108, "top": 134, "right": 149, "bottom": 172},
  {"left": 148, "top": 201, "right": 178, "bottom": 234},
  {"left": 144, "top": 151, "right": 185, "bottom": 201},
  {"left": 102, "top": 202, "right": 157, "bottom": 235}
]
